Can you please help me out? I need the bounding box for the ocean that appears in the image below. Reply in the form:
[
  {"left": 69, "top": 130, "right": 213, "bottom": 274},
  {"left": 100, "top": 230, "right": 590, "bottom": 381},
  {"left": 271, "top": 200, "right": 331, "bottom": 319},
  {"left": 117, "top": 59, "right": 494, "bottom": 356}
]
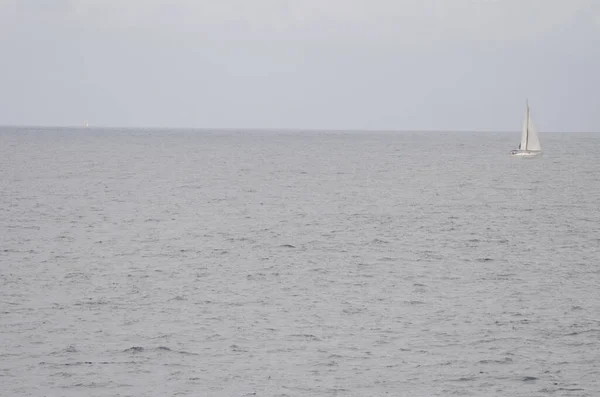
[{"left": 1, "top": 127, "right": 599, "bottom": 396}]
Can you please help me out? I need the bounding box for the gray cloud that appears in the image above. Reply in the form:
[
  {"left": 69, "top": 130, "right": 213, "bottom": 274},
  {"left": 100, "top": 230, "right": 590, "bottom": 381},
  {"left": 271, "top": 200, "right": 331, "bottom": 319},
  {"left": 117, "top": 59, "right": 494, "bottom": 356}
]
[{"left": 0, "top": 0, "right": 598, "bottom": 131}]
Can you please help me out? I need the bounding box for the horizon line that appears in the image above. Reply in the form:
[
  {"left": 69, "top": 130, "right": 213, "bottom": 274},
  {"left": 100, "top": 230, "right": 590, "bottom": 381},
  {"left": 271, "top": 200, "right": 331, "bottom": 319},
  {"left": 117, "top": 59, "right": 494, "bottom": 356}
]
[{"left": 0, "top": 124, "right": 596, "bottom": 134}]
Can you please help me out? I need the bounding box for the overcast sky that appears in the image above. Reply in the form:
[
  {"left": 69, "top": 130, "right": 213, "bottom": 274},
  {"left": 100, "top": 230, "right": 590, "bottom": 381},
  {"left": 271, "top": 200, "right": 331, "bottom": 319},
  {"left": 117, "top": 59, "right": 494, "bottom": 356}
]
[{"left": 0, "top": 0, "right": 598, "bottom": 131}]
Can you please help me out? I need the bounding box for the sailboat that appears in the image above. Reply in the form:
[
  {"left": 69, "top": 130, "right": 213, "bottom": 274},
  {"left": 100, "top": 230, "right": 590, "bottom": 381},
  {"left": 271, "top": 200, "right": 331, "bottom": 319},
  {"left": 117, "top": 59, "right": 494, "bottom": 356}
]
[{"left": 510, "top": 100, "right": 542, "bottom": 157}]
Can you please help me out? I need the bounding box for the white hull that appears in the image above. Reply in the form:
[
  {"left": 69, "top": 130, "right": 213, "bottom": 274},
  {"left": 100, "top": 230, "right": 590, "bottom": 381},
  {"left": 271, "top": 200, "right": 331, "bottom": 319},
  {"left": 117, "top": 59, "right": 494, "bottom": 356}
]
[{"left": 509, "top": 150, "right": 542, "bottom": 158}]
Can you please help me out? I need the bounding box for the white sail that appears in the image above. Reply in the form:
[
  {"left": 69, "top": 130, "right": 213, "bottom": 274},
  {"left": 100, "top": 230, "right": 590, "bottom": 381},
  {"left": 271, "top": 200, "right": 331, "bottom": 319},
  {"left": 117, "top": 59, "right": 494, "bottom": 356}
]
[
  {"left": 520, "top": 108, "right": 529, "bottom": 150},
  {"left": 518, "top": 104, "right": 541, "bottom": 152},
  {"left": 525, "top": 111, "right": 541, "bottom": 151}
]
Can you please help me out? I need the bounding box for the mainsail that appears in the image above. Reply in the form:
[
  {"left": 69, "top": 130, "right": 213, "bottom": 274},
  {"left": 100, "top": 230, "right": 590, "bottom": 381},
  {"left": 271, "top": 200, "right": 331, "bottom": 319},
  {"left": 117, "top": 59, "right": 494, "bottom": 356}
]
[{"left": 519, "top": 103, "right": 541, "bottom": 151}]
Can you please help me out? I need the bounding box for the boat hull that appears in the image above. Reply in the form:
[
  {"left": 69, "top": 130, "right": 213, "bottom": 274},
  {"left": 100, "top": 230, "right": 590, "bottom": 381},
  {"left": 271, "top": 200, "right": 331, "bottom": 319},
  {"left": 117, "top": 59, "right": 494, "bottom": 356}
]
[{"left": 509, "top": 150, "right": 542, "bottom": 158}]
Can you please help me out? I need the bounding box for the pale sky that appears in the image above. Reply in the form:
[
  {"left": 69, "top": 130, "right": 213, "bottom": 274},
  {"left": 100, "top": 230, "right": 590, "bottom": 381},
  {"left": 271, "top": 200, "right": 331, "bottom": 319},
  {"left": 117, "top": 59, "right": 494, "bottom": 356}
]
[{"left": 0, "top": 0, "right": 598, "bottom": 131}]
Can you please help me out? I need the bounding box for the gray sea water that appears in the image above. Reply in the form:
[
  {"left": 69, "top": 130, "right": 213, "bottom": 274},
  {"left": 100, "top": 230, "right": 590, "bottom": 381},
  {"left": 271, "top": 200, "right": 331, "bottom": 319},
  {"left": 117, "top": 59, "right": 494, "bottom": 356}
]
[{"left": 1, "top": 127, "right": 599, "bottom": 397}]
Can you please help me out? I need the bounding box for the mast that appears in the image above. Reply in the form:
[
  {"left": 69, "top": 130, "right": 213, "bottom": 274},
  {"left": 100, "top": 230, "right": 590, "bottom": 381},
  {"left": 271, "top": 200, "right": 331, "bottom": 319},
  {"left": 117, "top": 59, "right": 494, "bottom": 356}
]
[{"left": 525, "top": 99, "right": 529, "bottom": 151}]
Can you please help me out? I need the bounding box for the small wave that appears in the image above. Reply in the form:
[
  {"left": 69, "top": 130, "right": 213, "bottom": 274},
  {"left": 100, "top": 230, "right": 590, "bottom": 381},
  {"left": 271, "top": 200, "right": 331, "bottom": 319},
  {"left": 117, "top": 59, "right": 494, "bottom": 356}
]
[
  {"left": 342, "top": 307, "right": 365, "bottom": 315},
  {"left": 64, "top": 272, "right": 88, "bottom": 279},
  {"left": 289, "top": 334, "right": 321, "bottom": 341},
  {"left": 377, "top": 257, "right": 397, "bottom": 262},
  {"left": 40, "top": 361, "right": 140, "bottom": 366},
  {"left": 124, "top": 346, "right": 144, "bottom": 353},
  {"left": 318, "top": 361, "right": 339, "bottom": 367},
  {"left": 452, "top": 377, "right": 475, "bottom": 382},
  {"left": 49, "top": 346, "right": 79, "bottom": 356},
  {"left": 371, "top": 238, "right": 389, "bottom": 244},
  {"left": 74, "top": 298, "right": 109, "bottom": 306},
  {"left": 404, "top": 300, "right": 425, "bottom": 305},
  {"left": 156, "top": 346, "right": 198, "bottom": 355},
  {"left": 71, "top": 381, "right": 111, "bottom": 388},
  {"left": 478, "top": 358, "right": 513, "bottom": 364},
  {"left": 567, "top": 329, "right": 600, "bottom": 336},
  {"left": 230, "top": 344, "right": 248, "bottom": 352},
  {"left": 122, "top": 346, "right": 197, "bottom": 355},
  {"left": 157, "top": 346, "right": 172, "bottom": 351},
  {"left": 522, "top": 376, "right": 538, "bottom": 382}
]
